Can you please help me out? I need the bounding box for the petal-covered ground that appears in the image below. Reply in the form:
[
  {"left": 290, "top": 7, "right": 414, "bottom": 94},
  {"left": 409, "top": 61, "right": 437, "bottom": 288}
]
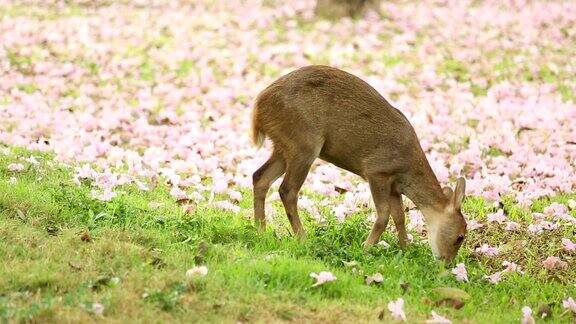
[{"left": 1, "top": 0, "right": 575, "bottom": 207}]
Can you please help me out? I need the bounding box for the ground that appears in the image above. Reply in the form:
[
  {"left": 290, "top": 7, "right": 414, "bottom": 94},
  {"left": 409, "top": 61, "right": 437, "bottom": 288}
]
[
  {"left": 1, "top": 149, "right": 575, "bottom": 323},
  {"left": 1, "top": 1, "right": 575, "bottom": 323}
]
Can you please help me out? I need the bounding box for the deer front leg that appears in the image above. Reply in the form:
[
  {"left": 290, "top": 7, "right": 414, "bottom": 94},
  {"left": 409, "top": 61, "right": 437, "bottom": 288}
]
[
  {"left": 363, "top": 174, "right": 392, "bottom": 247},
  {"left": 390, "top": 193, "right": 408, "bottom": 250}
]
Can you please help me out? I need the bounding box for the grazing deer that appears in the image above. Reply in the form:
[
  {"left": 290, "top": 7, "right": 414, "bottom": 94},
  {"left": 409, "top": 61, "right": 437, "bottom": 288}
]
[{"left": 251, "top": 65, "right": 467, "bottom": 261}]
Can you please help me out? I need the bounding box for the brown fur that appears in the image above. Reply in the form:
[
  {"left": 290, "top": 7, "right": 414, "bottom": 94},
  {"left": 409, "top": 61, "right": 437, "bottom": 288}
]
[
  {"left": 251, "top": 93, "right": 265, "bottom": 147},
  {"left": 251, "top": 65, "right": 467, "bottom": 261}
]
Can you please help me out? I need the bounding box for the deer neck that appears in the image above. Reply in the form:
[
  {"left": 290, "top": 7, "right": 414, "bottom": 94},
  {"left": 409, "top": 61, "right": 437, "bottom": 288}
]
[{"left": 401, "top": 163, "right": 449, "bottom": 223}]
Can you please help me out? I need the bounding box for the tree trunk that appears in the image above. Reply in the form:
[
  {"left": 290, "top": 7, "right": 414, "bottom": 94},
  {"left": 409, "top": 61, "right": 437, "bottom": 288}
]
[{"left": 315, "top": 0, "right": 380, "bottom": 19}]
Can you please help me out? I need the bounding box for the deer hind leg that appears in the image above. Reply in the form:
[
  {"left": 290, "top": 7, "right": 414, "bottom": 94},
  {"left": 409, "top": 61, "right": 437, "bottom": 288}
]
[
  {"left": 276, "top": 133, "right": 325, "bottom": 237},
  {"left": 278, "top": 151, "right": 318, "bottom": 237},
  {"left": 253, "top": 152, "right": 286, "bottom": 230}
]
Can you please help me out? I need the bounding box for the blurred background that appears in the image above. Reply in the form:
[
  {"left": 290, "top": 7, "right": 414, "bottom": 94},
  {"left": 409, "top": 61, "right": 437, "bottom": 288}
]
[{"left": 1, "top": 0, "right": 575, "bottom": 207}]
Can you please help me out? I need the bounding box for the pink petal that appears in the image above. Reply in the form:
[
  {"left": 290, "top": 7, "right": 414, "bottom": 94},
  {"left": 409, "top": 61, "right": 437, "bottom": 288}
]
[{"left": 387, "top": 298, "right": 406, "bottom": 322}]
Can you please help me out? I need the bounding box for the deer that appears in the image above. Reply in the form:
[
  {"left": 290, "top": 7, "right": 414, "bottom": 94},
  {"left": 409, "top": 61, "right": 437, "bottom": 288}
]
[{"left": 251, "top": 65, "right": 467, "bottom": 262}]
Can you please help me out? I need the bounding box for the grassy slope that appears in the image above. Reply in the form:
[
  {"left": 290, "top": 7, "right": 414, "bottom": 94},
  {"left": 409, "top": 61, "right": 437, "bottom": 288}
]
[{"left": 1, "top": 148, "right": 574, "bottom": 323}]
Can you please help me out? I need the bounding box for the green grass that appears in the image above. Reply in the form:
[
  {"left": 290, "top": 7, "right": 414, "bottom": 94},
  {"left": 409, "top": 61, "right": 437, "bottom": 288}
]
[
  {"left": 1, "top": 1, "right": 574, "bottom": 321},
  {"left": 1, "top": 147, "right": 574, "bottom": 323}
]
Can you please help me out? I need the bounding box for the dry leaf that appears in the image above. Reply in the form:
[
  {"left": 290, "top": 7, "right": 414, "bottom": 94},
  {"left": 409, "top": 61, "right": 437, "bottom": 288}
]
[
  {"left": 431, "top": 287, "right": 470, "bottom": 310},
  {"left": 435, "top": 298, "right": 465, "bottom": 310},
  {"left": 432, "top": 287, "right": 471, "bottom": 301},
  {"left": 365, "top": 273, "right": 384, "bottom": 285},
  {"left": 68, "top": 260, "right": 83, "bottom": 271},
  {"left": 343, "top": 260, "right": 359, "bottom": 267},
  {"left": 81, "top": 231, "right": 91, "bottom": 242},
  {"left": 16, "top": 208, "right": 26, "bottom": 221},
  {"left": 182, "top": 204, "right": 195, "bottom": 214},
  {"left": 400, "top": 282, "right": 410, "bottom": 294},
  {"left": 334, "top": 186, "right": 348, "bottom": 194},
  {"left": 537, "top": 304, "right": 552, "bottom": 319}
]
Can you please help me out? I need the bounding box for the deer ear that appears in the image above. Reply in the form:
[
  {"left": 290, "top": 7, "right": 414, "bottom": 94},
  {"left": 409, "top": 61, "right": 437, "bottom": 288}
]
[
  {"left": 452, "top": 177, "right": 466, "bottom": 210},
  {"left": 442, "top": 187, "right": 453, "bottom": 199}
]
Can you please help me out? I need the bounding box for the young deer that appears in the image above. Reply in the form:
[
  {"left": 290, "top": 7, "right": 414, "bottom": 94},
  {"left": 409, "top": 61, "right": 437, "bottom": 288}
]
[{"left": 251, "top": 65, "right": 467, "bottom": 261}]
